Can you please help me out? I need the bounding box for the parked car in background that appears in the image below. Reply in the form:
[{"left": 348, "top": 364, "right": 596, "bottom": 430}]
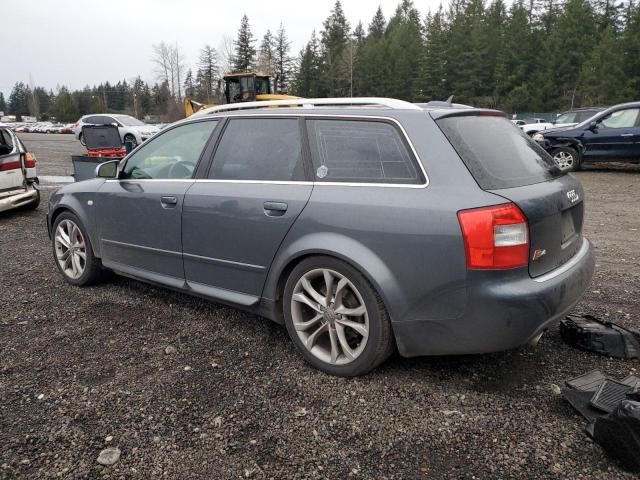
[
  {"left": 45, "top": 123, "right": 65, "bottom": 134},
  {"left": 0, "top": 126, "right": 39, "bottom": 212},
  {"left": 72, "top": 114, "right": 160, "bottom": 148},
  {"left": 534, "top": 101, "right": 640, "bottom": 170},
  {"left": 521, "top": 108, "right": 604, "bottom": 136},
  {"left": 47, "top": 97, "right": 594, "bottom": 376}
]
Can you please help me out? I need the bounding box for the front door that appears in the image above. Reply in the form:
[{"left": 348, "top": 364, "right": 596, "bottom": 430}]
[
  {"left": 582, "top": 107, "right": 640, "bottom": 160},
  {"left": 96, "top": 120, "right": 218, "bottom": 286},
  {"left": 182, "top": 117, "right": 312, "bottom": 303}
]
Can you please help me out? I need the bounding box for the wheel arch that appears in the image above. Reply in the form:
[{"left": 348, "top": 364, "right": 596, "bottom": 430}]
[
  {"left": 264, "top": 233, "right": 408, "bottom": 327},
  {"left": 49, "top": 201, "right": 100, "bottom": 258}
]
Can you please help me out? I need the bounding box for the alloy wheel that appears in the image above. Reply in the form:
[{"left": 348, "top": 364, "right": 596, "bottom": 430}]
[
  {"left": 54, "top": 219, "right": 86, "bottom": 279},
  {"left": 290, "top": 268, "right": 369, "bottom": 366},
  {"left": 553, "top": 151, "right": 574, "bottom": 171}
]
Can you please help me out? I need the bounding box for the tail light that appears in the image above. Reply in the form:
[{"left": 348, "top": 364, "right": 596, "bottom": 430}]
[
  {"left": 457, "top": 203, "right": 529, "bottom": 269},
  {"left": 25, "top": 153, "right": 36, "bottom": 168}
]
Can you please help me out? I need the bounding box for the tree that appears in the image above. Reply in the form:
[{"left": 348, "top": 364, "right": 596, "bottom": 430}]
[
  {"left": 184, "top": 69, "right": 195, "bottom": 100},
  {"left": 579, "top": 26, "right": 625, "bottom": 105},
  {"left": 8, "top": 82, "right": 30, "bottom": 120},
  {"left": 151, "top": 42, "right": 186, "bottom": 100},
  {"left": 292, "top": 32, "right": 321, "bottom": 97},
  {"left": 422, "top": 6, "right": 449, "bottom": 101},
  {"left": 622, "top": 3, "right": 640, "bottom": 98},
  {"left": 52, "top": 87, "right": 79, "bottom": 122},
  {"left": 233, "top": 14, "right": 257, "bottom": 72},
  {"left": 537, "top": 0, "right": 597, "bottom": 109},
  {"left": 257, "top": 30, "right": 275, "bottom": 74},
  {"left": 198, "top": 45, "right": 219, "bottom": 102},
  {"left": 384, "top": 0, "right": 424, "bottom": 101},
  {"left": 369, "top": 5, "right": 387, "bottom": 37},
  {"left": 274, "top": 23, "right": 294, "bottom": 92},
  {"left": 319, "top": 0, "right": 351, "bottom": 96},
  {"left": 0, "top": 92, "right": 6, "bottom": 113}
]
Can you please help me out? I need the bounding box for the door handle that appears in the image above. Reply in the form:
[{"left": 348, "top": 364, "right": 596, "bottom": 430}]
[
  {"left": 161, "top": 195, "right": 178, "bottom": 206},
  {"left": 620, "top": 133, "right": 634, "bottom": 137},
  {"left": 264, "top": 201, "right": 288, "bottom": 216}
]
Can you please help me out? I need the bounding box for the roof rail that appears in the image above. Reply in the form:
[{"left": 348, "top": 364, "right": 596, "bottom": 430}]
[{"left": 193, "top": 97, "right": 422, "bottom": 116}]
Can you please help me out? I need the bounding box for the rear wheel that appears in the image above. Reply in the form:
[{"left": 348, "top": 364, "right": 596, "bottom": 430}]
[
  {"left": 551, "top": 146, "right": 581, "bottom": 171},
  {"left": 52, "top": 212, "right": 105, "bottom": 286},
  {"left": 283, "top": 256, "right": 394, "bottom": 376},
  {"left": 79, "top": 133, "right": 85, "bottom": 146},
  {"left": 124, "top": 134, "right": 138, "bottom": 149}
]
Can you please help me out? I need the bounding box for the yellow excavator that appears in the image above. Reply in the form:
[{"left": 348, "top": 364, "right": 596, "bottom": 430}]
[{"left": 184, "top": 72, "right": 299, "bottom": 117}]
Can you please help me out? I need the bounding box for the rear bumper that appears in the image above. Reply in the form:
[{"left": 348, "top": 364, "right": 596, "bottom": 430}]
[
  {"left": 393, "top": 238, "right": 595, "bottom": 357},
  {"left": 0, "top": 186, "right": 38, "bottom": 213}
]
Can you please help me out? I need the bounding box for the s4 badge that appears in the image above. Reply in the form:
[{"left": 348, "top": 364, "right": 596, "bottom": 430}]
[{"left": 532, "top": 249, "right": 546, "bottom": 261}]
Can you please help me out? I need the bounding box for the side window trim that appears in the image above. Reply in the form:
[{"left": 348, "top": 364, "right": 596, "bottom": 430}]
[
  {"left": 192, "top": 114, "right": 428, "bottom": 188},
  {"left": 118, "top": 119, "right": 219, "bottom": 181}
]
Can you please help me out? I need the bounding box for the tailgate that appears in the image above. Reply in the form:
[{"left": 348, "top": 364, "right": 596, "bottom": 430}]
[{"left": 490, "top": 174, "right": 584, "bottom": 277}]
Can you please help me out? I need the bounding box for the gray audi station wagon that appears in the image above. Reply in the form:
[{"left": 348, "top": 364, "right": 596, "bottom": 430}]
[{"left": 47, "top": 98, "right": 595, "bottom": 376}]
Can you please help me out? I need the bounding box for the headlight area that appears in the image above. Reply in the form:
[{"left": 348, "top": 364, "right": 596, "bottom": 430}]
[{"left": 533, "top": 133, "right": 545, "bottom": 142}]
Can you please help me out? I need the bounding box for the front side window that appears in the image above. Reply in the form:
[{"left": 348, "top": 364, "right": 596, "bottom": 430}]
[
  {"left": 121, "top": 121, "right": 217, "bottom": 180},
  {"left": 598, "top": 108, "right": 640, "bottom": 129},
  {"left": 209, "top": 118, "right": 304, "bottom": 181},
  {"left": 306, "top": 119, "right": 421, "bottom": 184}
]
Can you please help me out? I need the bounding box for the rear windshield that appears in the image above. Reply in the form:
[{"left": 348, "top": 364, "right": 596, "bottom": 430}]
[{"left": 436, "top": 114, "right": 564, "bottom": 190}]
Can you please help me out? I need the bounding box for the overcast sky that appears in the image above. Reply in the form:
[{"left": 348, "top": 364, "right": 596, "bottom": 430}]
[{"left": 0, "top": 0, "right": 446, "bottom": 98}]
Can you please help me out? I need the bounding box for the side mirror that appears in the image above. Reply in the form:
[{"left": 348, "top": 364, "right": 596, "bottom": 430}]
[
  {"left": 588, "top": 121, "right": 598, "bottom": 131},
  {"left": 96, "top": 159, "right": 119, "bottom": 178}
]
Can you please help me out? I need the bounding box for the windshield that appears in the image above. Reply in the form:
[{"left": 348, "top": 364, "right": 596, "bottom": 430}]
[
  {"left": 114, "top": 115, "right": 145, "bottom": 127},
  {"left": 437, "top": 115, "right": 564, "bottom": 190},
  {"left": 555, "top": 112, "right": 577, "bottom": 124},
  {"left": 227, "top": 77, "right": 255, "bottom": 102}
]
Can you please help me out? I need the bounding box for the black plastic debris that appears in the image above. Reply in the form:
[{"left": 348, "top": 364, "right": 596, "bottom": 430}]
[
  {"left": 563, "top": 370, "right": 640, "bottom": 472},
  {"left": 589, "top": 398, "right": 640, "bottom": 472},
  {"left": 560, "top": 315, "right": 640, "bottom": 359}
]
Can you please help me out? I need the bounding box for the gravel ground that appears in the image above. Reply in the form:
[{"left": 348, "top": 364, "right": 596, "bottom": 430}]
[{"left": 1, "top": 134, "right": 639, "bottom": 479}]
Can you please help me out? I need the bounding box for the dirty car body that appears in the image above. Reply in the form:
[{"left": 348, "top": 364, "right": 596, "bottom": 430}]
[{"left": 47, "top": 98, "right": 595, "bottom": 375}]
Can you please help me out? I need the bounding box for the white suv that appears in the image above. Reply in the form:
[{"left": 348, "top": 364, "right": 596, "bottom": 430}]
[
  {"left": 0, "top": 126, "right": 39, "bottom": 213},
  {"left": 72, "top": 114, "right": 160, "bottom": 148}
]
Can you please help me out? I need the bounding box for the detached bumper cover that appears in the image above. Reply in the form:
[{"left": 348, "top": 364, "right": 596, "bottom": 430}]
[
  {"left": 0, "top": 186, "right": 38, "bottom": 213},
  {"left": 394, "top": 238, "right": 595, "bottom": 357}
]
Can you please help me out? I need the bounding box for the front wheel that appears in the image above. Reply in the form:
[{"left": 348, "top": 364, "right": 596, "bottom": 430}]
[
  {"left": 52, "top": 212, "right": 105, "bottom": 286},
  {"left": 551, "top": 146, "right": 581, "bottom": 171},
  {"left": 283, "top": 256, "right": 394, "bottom": 376}
]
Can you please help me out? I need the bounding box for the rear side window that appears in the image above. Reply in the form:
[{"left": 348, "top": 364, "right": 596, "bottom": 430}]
[
  {"left": 209, "top": 118, "right": 304, "bottom": 181},
  {"left": 436, "top": 115, "right": 563, "bottom": 190},
  {"left": 0, "top": 129, "right": 14, "bottom": 153},
  {"left": 306, "top": 119, "right": 421, "bottom": 184}
]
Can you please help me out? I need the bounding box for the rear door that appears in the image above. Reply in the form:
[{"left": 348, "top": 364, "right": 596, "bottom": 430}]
[
  {"left": 435, "top": 113, "right": 584, "bottom": 278},
  {"left": 582, "top": 107, "right": 640, "bottom": 159},
  {"left": 96, "top": 120, "right": 218, "bottom": 285},
  {"left": 181, "top": 117, "right": 312, "bottom": 303}
]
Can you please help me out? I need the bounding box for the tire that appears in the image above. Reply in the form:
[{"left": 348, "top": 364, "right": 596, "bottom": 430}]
[
  {"left": 124, "top": 134, "right": 138, "bottom": 149},
  {"left": 51, "top": 212, "right": 105, "bottom": 286},
  {"left": 551, "top": 146, "right": 581, "bottom": 171},
  {"left": 283, "top": 256, "right": 394, "bottom": 376},
  {"left": 79, "top": 133, "right": 85, "bottom": 146}
]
